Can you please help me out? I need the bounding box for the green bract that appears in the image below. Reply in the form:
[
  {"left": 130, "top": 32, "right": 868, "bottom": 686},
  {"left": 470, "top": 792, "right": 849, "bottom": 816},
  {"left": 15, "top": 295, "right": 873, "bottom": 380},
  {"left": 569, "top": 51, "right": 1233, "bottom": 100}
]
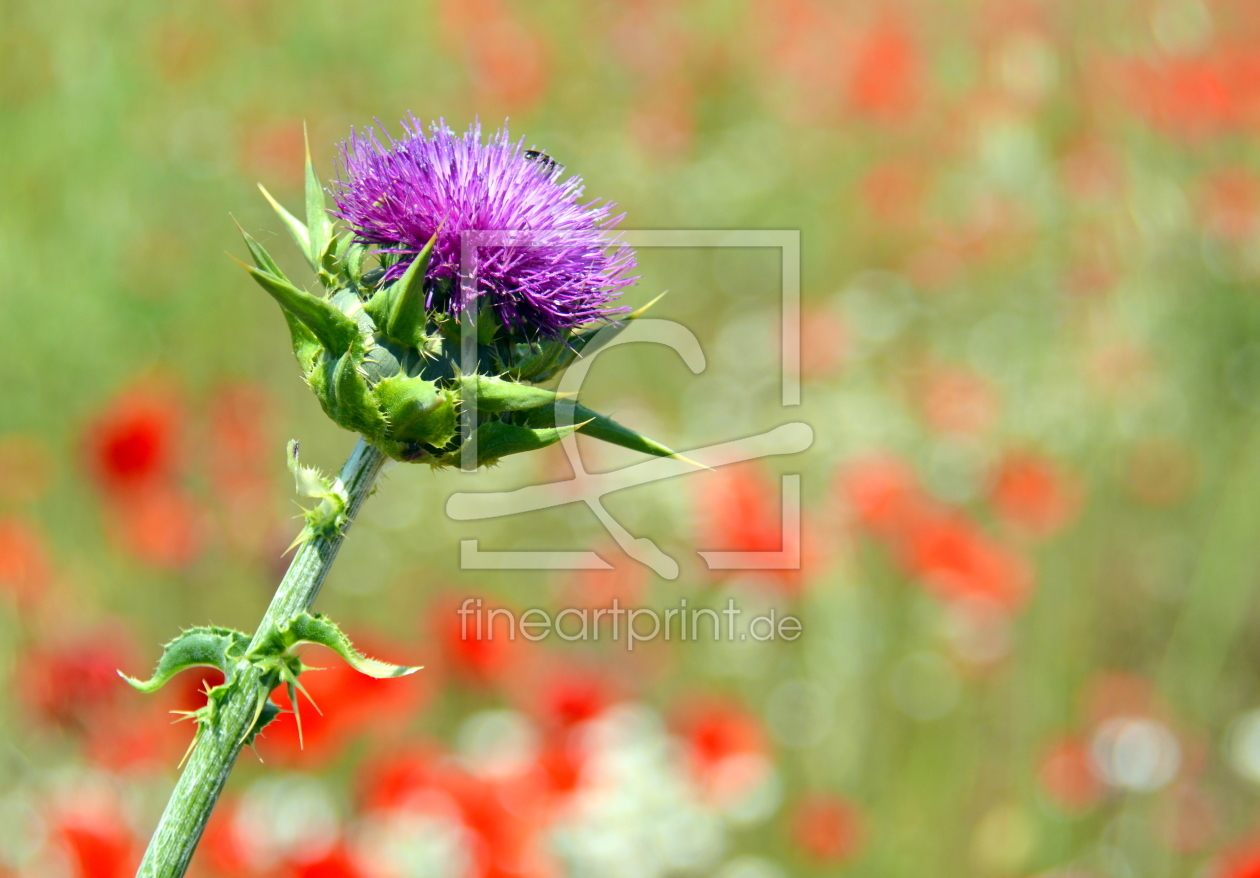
[{"left": 237, "top": 144, "right": 682, "bottom": 469}]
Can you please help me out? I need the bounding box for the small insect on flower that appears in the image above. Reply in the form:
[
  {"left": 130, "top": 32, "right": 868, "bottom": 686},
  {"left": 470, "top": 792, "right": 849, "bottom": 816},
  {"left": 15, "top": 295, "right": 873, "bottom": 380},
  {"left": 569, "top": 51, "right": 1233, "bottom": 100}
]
[{"left": 523, "top": 149, "right": 563, "bottom": 175}]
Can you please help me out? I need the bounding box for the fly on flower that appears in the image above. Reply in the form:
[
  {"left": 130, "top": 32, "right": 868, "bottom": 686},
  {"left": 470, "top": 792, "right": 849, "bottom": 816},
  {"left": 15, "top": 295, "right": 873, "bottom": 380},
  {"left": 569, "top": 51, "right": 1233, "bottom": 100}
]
[
  {"left": 237, "top": 117, "right": 684, "bottom": 470},
  {"left": 522, "top": 149, "right": 562, "bottom": 175}
]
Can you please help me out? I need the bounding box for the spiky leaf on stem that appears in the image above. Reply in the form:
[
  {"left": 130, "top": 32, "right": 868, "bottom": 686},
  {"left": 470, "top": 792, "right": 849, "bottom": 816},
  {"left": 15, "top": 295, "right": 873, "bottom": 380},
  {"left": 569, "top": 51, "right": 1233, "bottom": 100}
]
[
  {"left": 271, "top": 612, "right": 421, "bottom": 679},
  {"left": 286, "top": 440, "right": 348, "bottom": 545},
  {"left": 244, "top": 700, "right": 283, "bottom": 747},
  {"left": 118, "top": 627, "right": 251, "bottom": 694}
]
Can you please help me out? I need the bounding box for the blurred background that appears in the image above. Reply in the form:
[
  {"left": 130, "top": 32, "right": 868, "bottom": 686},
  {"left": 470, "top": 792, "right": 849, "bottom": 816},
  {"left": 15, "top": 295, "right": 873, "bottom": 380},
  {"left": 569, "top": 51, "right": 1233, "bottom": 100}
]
[{"left": 5, "top": 0, "right": 1260, "bottom": 875}]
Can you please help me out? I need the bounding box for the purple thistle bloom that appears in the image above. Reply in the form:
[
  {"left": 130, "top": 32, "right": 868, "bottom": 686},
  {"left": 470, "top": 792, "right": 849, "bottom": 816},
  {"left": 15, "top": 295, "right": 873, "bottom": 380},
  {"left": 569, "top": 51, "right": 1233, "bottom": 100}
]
[{"left": 332, "top": 117, "right": 635, "bottom": 336}]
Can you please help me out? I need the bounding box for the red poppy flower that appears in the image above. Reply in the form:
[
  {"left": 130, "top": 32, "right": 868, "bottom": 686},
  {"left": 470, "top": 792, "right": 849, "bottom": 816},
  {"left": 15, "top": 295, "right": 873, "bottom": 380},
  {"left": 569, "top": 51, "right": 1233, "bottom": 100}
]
[
  {"left": 0, "top": 516, "right": 52, "bottom": 605},
  {"left": 208, "top": 383, "right": 281, "bottom": 554},
  {"left": 57, "top": 818, "right": 138, "bottom": 878},
  {"left": 836, "top": 453, "right": 927, "bottom": 536},
  {"left": 285, "top": 845, "right": 366, "bottom": 878},
  {"left": 1082, "top": 671, "right": 1161, "bottom": 728},
  {"left": 673, "top": 697, "right": 768, "bottom": 797},
  {"left": 557, "top": 543, "right": 648, "bottom": 611},
  {"left": 19, "top": 632, "right": 135, "bottom": 733},
  {"left": 790, "top": 794, "right": 864, "bottom": 862},
  {"left": 1037, "top": 737, "right": 1103, "bottom": 812},
  {"left": 848, "top": 18, "right": 920, "bottom": 120},
  {"left": 209, "top": 383, "right": 273, "bottom": 472},
  {"left": 359, "top": 748, "right": 553, "bottom": 878},
  {"left": 439, "top": 0, "right": 550, "bottom": 113},
  {"left": 1200, "top": 167, "right": 1260, "bottom": 241},
  {"left": 107, "top": 482, "right": 206, "bottom": 571},
  {"left": 1123, "top": 47, "right": 1260, "bottom": 140},
  {"left": 918, "top": 367, "right": 999, "bottom": 436},
  {"left": 239, "top": 121, "right": 306, "bottom": 188},
  {"left": 47, "top": 780, "right": 141, "bottom": 878},
  {"left": 537, "top": 668, "right": 613, "bottom": 730},
  {"left": 697, "top": 463, "right": 783, "bottom": 555},
  {"left": 1154, "top": 785, "right": 1219, "bottom": 854},
  {"left": 1215, "top": 840, "right": 1260, "bottom": 878},
  {"left": 902, "top": 511, "right": 1031, "bottom": 609},
  {"left": 85, "top": 384, "right": 182, "bottom": 495},
  {"left": 197, "top": 797, "right": 254, "bottom": 877},
  {"left": 694, "top": 463, "right": 819, "bottom": 592},
  {"left": 628, "top": 81, "right": 697, "bottom": 161},
  {"left": 988, "top": 450, "right": 1082, "bottom": 539},
  {"left": 431, "top": 595, "right": 535, "bottom": 689},
  {"left": 798, "top": 305, "right": 848, "bottom": 381}
]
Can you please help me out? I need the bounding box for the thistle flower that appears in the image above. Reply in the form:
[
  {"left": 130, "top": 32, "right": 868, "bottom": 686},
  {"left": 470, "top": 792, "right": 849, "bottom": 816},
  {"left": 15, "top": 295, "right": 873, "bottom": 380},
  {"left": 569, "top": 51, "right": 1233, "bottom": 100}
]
[
  {"left": 238, "top": 118, "right": 679, "bottom": 470},
  {"left": 332, "top": 117, "right": 635, "bottom": 336}
]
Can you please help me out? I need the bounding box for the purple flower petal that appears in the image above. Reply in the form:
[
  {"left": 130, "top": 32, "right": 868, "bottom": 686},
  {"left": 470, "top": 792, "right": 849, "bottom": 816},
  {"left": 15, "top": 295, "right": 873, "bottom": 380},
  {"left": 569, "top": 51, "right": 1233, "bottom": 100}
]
[{"left": 332, "top": 117, "right": 635, "bottom": 336}]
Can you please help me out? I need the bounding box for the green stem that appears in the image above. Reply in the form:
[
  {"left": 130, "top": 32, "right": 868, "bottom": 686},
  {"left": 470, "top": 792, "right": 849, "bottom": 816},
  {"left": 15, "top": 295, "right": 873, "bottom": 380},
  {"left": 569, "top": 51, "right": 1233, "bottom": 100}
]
[{"left": 135, "top": 438, "right": 386, "bottom": 878}]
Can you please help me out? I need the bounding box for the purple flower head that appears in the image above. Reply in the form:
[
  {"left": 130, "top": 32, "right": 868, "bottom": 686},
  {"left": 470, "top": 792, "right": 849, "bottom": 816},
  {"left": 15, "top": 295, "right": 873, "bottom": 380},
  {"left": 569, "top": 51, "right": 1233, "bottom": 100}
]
[{"left": 332, "top": 117, "right": 635, "bottom": 336}]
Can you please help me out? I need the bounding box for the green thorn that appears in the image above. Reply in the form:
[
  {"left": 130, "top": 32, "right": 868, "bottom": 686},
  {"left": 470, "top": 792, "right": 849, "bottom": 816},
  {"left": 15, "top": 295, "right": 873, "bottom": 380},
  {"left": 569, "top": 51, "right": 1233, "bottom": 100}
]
[
  {"left": 258, "top": 183, "right": 314, "bottom": 271},
  {"left": 523, "top": 402, "right": 694, "bottom": 463},
  {"left": 232, "top": 217, "right": 287, "bottom": 280},
  {"left": 304, "top": 122, "right": 333, "bottom": 269},
  {"left": 240, "top": 262, "right": 359, "bottom": 354}
]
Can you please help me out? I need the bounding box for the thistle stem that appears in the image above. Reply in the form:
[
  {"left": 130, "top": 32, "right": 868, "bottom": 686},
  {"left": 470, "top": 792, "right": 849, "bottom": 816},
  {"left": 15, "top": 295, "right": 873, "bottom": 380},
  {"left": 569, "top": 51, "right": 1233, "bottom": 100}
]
[{"left": 135, "top": 438, "right": 387, "bottom": 878}]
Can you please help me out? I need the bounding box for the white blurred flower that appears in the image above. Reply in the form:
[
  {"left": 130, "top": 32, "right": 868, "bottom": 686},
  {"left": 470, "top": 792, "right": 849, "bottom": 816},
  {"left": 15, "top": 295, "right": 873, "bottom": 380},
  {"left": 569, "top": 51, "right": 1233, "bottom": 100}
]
[
  {"left": 708, "top": 754, "right": 781, "bottom": 826},
  {"left": 1226, "top": 708, "right": 1260, "bottom": 784},
  {"left": 715, "top": 855, "right": 787, "bottom": 878},
  {"left": 1090, "top": 718, "right": 1180, "bottom": 792},
  {"left": 351, "top": 808, "right": 474, "bottom": 878},
  {"left": 456, "top": 709, "right": 540, "bottom": 780},
  {"left": 233, "top": 773, "right": 339, "bottom": 871},
  {"left": 551, "top": 704, "right": 728, "bottom": 878}
]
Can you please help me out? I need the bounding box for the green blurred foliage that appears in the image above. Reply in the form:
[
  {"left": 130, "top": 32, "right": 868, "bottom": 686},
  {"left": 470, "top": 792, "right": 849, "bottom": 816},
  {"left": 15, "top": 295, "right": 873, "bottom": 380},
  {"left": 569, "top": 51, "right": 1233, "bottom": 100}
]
[{"left": 8, "top": 1, "right": 1260, "bottom": 876}]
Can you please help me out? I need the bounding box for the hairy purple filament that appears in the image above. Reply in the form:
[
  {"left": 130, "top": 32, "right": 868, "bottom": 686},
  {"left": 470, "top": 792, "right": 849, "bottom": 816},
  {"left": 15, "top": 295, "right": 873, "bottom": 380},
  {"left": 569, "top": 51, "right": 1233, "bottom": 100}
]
[{"left": 333, "top": 117, "right": 635, "bottom": 336}]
